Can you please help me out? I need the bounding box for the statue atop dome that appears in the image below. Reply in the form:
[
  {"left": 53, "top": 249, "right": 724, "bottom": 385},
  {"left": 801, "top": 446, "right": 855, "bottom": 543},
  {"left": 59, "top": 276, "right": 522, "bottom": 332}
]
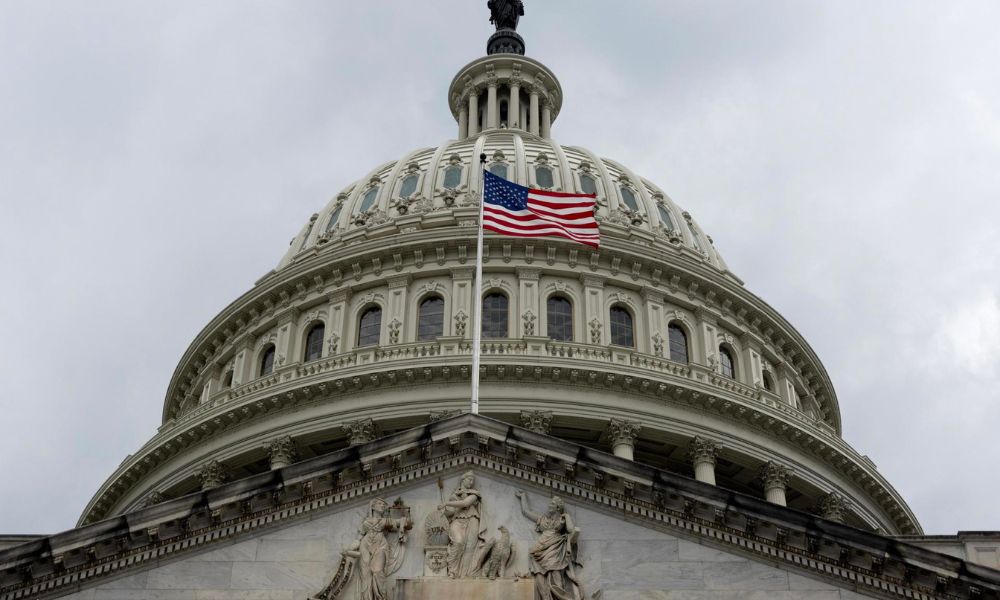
[
  {"left": 486, "top": 0, "right": 526, "bottom": 55},
  {"left": 488, "top": 0, "right": 524, "bottom": 31}
]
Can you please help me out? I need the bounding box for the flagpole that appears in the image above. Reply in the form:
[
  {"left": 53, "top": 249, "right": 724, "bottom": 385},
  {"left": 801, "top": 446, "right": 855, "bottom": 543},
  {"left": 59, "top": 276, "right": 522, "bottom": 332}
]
[{"left": 470, "top": 153, "right": 487, "bottom": 415}]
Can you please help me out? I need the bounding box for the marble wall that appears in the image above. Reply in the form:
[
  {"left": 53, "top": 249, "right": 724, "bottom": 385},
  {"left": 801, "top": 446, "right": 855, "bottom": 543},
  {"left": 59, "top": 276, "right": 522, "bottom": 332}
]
[{"left": 62, "top": 471, "right": 876, "bottom": 600}]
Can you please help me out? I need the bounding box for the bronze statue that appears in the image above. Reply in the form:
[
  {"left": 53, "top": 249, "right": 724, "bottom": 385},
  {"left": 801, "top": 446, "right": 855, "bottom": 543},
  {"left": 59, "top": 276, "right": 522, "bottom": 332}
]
[{"left": 488, "top": 0, "right": 525, "bottom": 31}]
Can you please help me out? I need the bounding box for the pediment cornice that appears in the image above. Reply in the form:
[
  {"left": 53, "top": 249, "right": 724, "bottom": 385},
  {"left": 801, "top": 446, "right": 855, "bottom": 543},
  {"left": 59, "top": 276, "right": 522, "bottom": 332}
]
[{"left": 2, "top": 415, "right": 996, "bottom": 600}]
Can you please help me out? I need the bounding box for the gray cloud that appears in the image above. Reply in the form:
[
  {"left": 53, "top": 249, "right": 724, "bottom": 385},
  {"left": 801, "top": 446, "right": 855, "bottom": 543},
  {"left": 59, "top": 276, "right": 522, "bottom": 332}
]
[{"left": 0, "top": 1, "right": 997, "bottom": 535}]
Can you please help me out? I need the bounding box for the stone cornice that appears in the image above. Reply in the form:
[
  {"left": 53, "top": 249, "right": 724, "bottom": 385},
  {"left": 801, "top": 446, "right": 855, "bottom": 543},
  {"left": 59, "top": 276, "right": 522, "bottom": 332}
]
[
  {"left": 89, "top": 345, "right": 915, "bottom": 534},
  {"left": 7, "top": 416, "right": 993, "bottom": 600}
]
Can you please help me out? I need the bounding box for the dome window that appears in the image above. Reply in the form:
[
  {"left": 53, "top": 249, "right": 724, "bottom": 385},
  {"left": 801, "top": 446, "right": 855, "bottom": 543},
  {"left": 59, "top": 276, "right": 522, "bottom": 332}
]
[
  {"left": 418, "top": 296, "right": 444, "bottom": 341},
  {"left": 305, "top": 323, "right": 325, "bottom": 362},
  {"left": 399, "top": 174, "right": 419, "bottom": 199},
  {"left": 222, "top": 370, "right": 234, "bottom": 389},
  {"left": 762, "top": 371, "right": 774, "bottom": 392},
  {"left": 609, "top": 305, "right": 634, "bottom": 347},
  {"left": 359, "top": 187, "right": 380, "bottom": 213},
  {"left": 482, "top": 293, "right": 509, "bottom": 338},
  {"left": 719, "top": 347, "right": 735, "bottom": 379},
  {"left": 535, "top": 166, "right": 554, "bottom": 189},
  {"left": 259, "top": 345, "right": 276, "bottom": 376},
  {"left": 546, "top": 295, "right": 573, "bottom": 341},
  {"left": 489, "top": 163, "right": 508, "bottom": 179},
  {"left": 620, "top": 186, "right": 640, "bottom": 212},
  {"left": 326, "top": 204, "right": 344, "bottom": 232},
  {"left": 667, "top": 323, "right": 688, "bottom": 363},
  {"left": 579, "top": 173, "right": 598, "bottom": 196},
  {"left": 358, "top": 307, "right": 382, "bottom": 347},
  {"left": 656, "top": 203, "right": 675, "bottom": 230},
  {"left": 443, "top": 165, "right": 463, "bottom": 189}
]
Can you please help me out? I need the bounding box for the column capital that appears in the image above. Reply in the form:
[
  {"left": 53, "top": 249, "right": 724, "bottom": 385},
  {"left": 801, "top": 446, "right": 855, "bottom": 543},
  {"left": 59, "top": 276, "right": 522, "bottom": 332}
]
[
  {"left": 429, "top": 409, "right": 463, "bottom": 422},
  {"left": 607, "top": 418, "right": 642, "bottom": 447},
  {"left": 759, "top": 461, "right": 790, "bottom": 491},
  {"left": 264, "top": 435, "right": 297, "bottom": 469},
  {"left": 137, "top": 490, "right": 167, "bottom": 510},
  {"left": 516, "top": 267, "right": 541, "bottom": 281},
  {"left": 687, "top": 436, "right": 722, "bottom": 466},
  {"left": 343, "top": 418, "right": 378, "bottom": 446},
  {"left": 196, "top": 460, "right": 227, "bottom": 490},
  {"left": 816, "top": 493, "right": 850, "bottom": 523},
  {"left": 328, "top": 288, "right": 352, "bottom": 304},
  {"left": 579, "top": 274, "right": 605, "bottom": 289},
  {"left": 387, "top": 274, "right": 411, "bottom": 289},
  {"left": 520, "top": 409, "right": 553, "bottom": 435}
]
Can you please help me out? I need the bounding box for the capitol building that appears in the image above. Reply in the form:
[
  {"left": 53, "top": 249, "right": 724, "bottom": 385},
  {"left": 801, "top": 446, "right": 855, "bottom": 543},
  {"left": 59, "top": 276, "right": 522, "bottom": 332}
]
[{"left": 2, "top": 5, "right": 999, "bottom": 600}]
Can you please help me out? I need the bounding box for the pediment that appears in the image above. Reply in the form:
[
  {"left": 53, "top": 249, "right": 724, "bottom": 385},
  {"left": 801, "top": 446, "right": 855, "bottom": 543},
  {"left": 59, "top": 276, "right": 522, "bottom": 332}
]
[{"left": 2, "top": 415, "right": 998, "bottom": 600}]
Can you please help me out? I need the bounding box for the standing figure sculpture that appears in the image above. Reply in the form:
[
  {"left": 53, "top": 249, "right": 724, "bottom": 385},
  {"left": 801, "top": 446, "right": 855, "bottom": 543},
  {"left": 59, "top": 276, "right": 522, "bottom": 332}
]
[
  {"left": 514, "top": 491, "right": 585, "bottom": 600},
  {"left": 488, "top": 0, "right": 525, "bottom": 31},
  {"left": 312, "top": 498, "right": 411, "bottom": 600},
  {"left": 438, "top": 470, "right": 484, "bottom": 578}
]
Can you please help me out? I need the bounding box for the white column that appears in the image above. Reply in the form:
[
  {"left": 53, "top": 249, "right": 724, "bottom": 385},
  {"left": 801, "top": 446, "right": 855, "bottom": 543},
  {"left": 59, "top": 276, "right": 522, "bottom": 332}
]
[
  {"left": 541, "top": 100, "right": 552, "bottom": 139},
  {"left": 529, "top": 87, "right": 540, "bottom": 136},
  {"left": 468, "top": 89, "right": 480, "bottom": 137},
  {"left": 688, "top": 436, "right": 721, "bottom": 485},
  {"left": 458, "top": 105, "right": 469, "bottom": 139},
  {"left": 509, "top": 82, "right": 521, "bottom": 129},
  {"left": 760, "top": 462, "right": 789, "bottom": 506},
  {"left": 608, "top": 418, "right": 642, "bottom": 460},
  {"left": 486, "top": 80, "right": 498, "bottom": 130}
]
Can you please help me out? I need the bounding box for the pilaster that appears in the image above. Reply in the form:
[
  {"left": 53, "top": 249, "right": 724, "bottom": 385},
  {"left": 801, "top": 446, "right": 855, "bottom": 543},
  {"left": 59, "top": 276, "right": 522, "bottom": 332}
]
[
  {"left": 387, "top": 275, "right": 411, "bottom": 344},
  {"left": 580, "top": 274, "right": 605, "bottom": 345},
  {"left": 450, "top": 268, "right": 474, "bottom": 338},
  {"left": 517, "top": 268, "right": 541, "bottom": 338},
  {"left": 327, "top": 289, "right": 351, "bottom": 356}
]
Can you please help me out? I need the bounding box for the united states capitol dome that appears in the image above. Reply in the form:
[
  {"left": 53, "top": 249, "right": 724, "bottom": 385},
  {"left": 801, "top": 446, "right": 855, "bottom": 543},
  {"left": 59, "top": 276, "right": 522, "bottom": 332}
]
[{"left": 78, "top": 14, "right": 921, "bottom": 538}]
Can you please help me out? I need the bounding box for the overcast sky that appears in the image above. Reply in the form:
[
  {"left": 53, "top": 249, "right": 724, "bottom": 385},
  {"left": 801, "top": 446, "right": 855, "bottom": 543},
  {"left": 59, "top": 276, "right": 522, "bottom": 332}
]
[{"left": 1, "top": 1, "right": 998, "bottom": 536}]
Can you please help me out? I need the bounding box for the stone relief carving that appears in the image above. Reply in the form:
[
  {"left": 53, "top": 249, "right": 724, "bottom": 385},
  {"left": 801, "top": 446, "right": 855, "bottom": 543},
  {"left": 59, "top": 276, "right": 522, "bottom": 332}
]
[
  {"left": 388, "top": 319, "right": 401, "bottom": 344},
  {"left": 454, "top": 311, "right": 468, "bottom": 337},
  {"left": 343, "top": 418, "right": 378, "bottom": 446},
  {"left": 196, "top": 460, "right": 226, "bottom": 490},
  {"left": 328, "top": 333, "right": 340, "bottom": 354},
  {"left": 264, "top": 435, "right": 297, "bottom": 469},
  {"left": 514, "top": 491, "right": 585, "bottom": 600},
  {"left": 651, "top": 333, "right": 664, "bottom": 357},
  {"left": 437, "top": 471, "right": 483, "bottom": 578},
  {"left": 311, "top": 497, "right": 411, "bottom": 600},
  {"left": 522, "top": 310, "right": 536, "bottom": 336},
  {"left": 588, "top": 318, "right": 602, "bottom": 344},
  {"left": 816, "top": 493, "right": 849, "bottom": 523}
]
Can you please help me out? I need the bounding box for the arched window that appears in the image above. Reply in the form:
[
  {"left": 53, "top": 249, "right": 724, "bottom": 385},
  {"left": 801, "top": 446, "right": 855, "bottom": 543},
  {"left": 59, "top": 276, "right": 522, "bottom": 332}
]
[
  {"left": 222, "top": 370, "right": 234, "bottom": 388},
  {"left": 719, "top": 347, "right": 735, "bottom": 379},
  {"left": 417, "top": 296, "right": 444, "bottom": 341},
  {"left": 358, "top": 307, "right": 382, "bottom": 347},
  {"left": 535, "top": 166, "right": 554, "bottom": 188},
  {"left": 762, "top": 371, "right": 774, "bottom": 392},
  {"left": 546, "top": 296, "right": 573, "bottom": 341},
  {"left": 359, "top": 187, "right": 379, "bottom": 212},
  {"left": 443, "top": 165, "right": 462, "bottom": 189},
  {"left": 667, "top": 323, "right": 688, "bottom": 363},
  {"left": 305, "top": 323, "right": 325, "bottom": 362},
  {"left": 579, "top": 173, "right": 598, "bottom": 196},
  {"left": 489, "top": 163, "right": 508, "bottom": 179},
  {"left": 326, "top": 204, "right": 344, "bottom": 232},
  {"left": 619, "top": 186, "right": 640, "bottom": 212},
  {"left": 259, "top": 345, "right": 275, "bottom": 376},
  {"left": 609, "top": 305, "right": 634, "bottom": 347},
  {"left": 482, "top": 293, "right": 509, "bottom": 338},
  {"left": 399, "top": 174, "right": 418, "bottom": 199},
  {"left": 656, "top": 203, "right": 675, "bottom": 229}
]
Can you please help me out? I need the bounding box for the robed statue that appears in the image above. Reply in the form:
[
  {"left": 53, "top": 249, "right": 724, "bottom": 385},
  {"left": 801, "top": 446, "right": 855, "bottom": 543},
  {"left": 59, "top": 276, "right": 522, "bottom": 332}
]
[
  {"left": 488, "top": 0, "right": 525, "bottom": 31},
  {"left": 515, "top": 491, "right": 585, "bottom": 600}
]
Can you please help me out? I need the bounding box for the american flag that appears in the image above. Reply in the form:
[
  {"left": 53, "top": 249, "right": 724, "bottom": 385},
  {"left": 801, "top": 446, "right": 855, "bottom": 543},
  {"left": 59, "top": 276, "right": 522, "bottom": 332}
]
[{"left": 482, "top": 170, "right": 600, "bottom": 247}]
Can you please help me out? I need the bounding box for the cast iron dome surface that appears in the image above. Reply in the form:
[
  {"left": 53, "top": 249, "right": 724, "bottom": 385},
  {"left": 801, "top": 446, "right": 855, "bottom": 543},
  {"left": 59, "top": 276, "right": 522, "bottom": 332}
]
[{"left": 77, "top": 15, "right": 922, "bottom": 537}]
